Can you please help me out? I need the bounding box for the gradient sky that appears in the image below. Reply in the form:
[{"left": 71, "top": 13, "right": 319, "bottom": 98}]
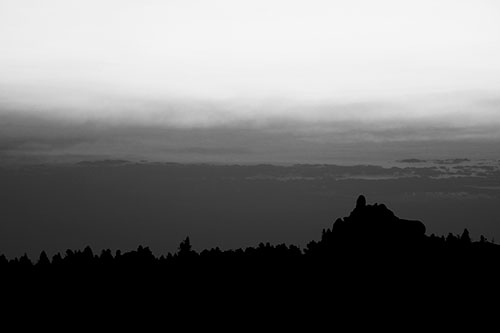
[
  {"left": 1, "top": 0, "right": 500, "bottom": 162},
  {"left": 1, "top": 1, "right": 500, "bottom": 257}
]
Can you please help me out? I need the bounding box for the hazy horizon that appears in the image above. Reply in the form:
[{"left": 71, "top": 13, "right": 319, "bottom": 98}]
[{"left": 1, "top": 90, "right": 500, "bottom": 164}]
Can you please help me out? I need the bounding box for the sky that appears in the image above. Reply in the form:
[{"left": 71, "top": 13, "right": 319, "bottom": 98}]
[
  {"left": 1, "top": 0, "right": 500, "bottom": 257},
  {"left": 1, "top": 0, "right": 500, "bottom": 162}
]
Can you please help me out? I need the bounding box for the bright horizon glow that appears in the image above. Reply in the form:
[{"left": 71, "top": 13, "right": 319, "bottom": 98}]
[{"left": 1, "top": 0, "right": 500, "bottom": 125}]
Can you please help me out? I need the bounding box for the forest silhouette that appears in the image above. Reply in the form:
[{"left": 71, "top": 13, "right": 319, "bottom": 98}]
[
  {"left": 2, "top": 195, "right": 498, "bottom": 277},
  {"left": 1, "top": 195, "right": 499, "bottom": 321}
]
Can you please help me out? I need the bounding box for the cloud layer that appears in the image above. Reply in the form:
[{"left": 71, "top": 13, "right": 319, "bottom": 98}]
[{"left": 1, "top": 92, "right": 500, "bottom": 165}]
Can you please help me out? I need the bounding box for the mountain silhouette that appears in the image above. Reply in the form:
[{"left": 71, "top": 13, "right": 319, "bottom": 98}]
[
  {"left": 0, "top": 194, "right": 497, "bottom": 270},
  {"left": 1, "top": 194, "right": 500, "bottom": 324},
  {"left": 326, "top": 195, "right": 426, "bottom": 247}
]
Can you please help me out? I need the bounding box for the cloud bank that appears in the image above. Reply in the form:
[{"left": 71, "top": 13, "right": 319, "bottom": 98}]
[
  {"left": 1, "top": 92, "right": 500, "bottom": 165},
  {"left": 1, "top": 0, "right": 500, "bottom": 163}
]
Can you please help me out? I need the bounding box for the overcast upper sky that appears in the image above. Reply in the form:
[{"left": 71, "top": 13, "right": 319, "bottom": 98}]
[{"left": 1, "top": 0, "right": 500, "bottom": 162}]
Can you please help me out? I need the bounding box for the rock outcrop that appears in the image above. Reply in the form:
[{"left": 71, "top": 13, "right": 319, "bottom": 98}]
[{"left": 327, "top": 195, "right": 426, "bottom": 247}]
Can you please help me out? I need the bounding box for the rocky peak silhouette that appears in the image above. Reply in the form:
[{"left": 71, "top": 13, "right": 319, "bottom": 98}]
[
  {"left": 356, "top": 194, "right": 367, "bottom": 209},
  {"left": 329, "top": 195, "right": 426, "bottom": 246}
]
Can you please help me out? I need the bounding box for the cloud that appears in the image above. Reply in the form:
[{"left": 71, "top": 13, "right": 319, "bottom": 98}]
[{"left": 1, "top": 91, "right": 500, "bottom": 164}]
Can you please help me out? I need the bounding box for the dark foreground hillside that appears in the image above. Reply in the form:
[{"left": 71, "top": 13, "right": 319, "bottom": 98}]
[{"left": 1, "top": 195, "right": 499, "bottom": 324}]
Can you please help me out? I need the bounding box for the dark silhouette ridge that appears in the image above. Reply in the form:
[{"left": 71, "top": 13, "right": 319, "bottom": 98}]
[
  {"left": 3, "top": 160, "right": 500, "bottom": 262},
  {"left": 1, "top": 194, "right": 499, "bottom": 322},
  {"left": 0, "top": 195, "right": 497, "bottom": 269},
  {"left": 329, "top": 195, "right": 427, "bottom": 247}
]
